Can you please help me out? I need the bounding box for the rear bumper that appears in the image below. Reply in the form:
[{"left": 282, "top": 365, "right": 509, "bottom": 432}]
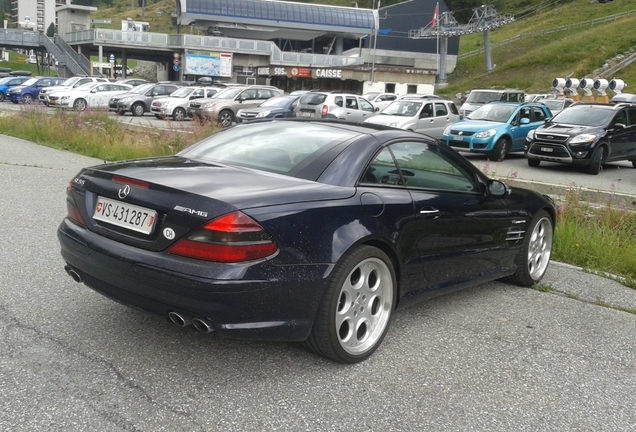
[{"left": 57, "top": 218, "right": 329, "bottom": 341}]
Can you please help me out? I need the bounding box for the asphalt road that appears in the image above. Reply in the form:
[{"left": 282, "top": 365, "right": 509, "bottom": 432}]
[{"left": 2, "top": 133, "right": 636, "bottom": 431}]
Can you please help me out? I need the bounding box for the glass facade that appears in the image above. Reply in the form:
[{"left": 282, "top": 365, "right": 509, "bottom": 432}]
[{"left": 186, "top": 0, "right": 375, "bottom": 30}]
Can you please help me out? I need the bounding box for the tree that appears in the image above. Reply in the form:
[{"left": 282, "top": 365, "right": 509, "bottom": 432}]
[{"left": 46, "top": 22, "right": 56, "bottom": 37}]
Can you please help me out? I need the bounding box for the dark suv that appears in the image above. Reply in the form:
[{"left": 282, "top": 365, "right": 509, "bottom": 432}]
[{"left": 525, "top": 102, "right": 636, "bottom": 174}]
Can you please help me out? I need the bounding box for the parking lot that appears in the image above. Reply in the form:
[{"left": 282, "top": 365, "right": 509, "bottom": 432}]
[{"left": 2, "top": 124, "right": 636, "bottom": 430}]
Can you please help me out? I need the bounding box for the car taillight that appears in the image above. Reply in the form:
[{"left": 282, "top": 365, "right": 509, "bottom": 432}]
[
  {"left": 321, "top": 104, "right": 329, "bottom": 116},
  {"left": 167, "top": 211, "right": 277, "bottom": 262},
  {"left": 66, "top": 181, "right": 86, "bottom": 226}
]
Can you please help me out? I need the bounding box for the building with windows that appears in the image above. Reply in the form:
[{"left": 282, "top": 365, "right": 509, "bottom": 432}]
[
  {"left": 11, "top": 0, "right": 64, "bottom": 32},
  {"left": 176, "top": 0, "right": 458, "bottom": 94}
]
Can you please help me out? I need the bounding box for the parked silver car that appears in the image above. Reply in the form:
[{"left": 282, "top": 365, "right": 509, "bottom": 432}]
[
  {"left": 108, "top": 82, "right": 182, "bottom": 116},
  {"left": 150, "top": 86, "right": 221, "bottom": 121},
  {"left": 187, "top": 85, "right": 281, "bottom": 127},
  {"left": 364, "top": 97, "right": 460, "bottom": 139},
  {"left": 295, "top": 91, "right": 377, "bottom": 123}
]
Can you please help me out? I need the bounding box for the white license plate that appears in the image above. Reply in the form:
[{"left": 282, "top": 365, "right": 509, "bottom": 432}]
[
  {"left": 541, "top": 147, "right": 554, "bottom": 153},
  {"left": 93, "top": 197, "right": 157, "bottom": 235},
  {"left": 302, "top": 112, "right": 312, "bottom": 118},
  {"left": 454, "top": 136, "right": 463, "bottom": 141}
]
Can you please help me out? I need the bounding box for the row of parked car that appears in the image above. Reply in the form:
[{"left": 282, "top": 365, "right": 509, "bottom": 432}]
[{"left": 2, "top": 75, "right": 634, "bottom": 175}]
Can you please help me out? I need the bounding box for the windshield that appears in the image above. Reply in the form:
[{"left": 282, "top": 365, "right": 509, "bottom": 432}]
[
  {"left": 169, "top": 87, "right": 195, "bottom": 98},
  {"left": 260, "top": 96, "right": 295, "bottom": 108},
  {"left": 467, "top": 104, "right": 517, "bottom": 122},
  {"left": 542, "top": 100, "right": 565, "bottom": 111},
  {"left": 22, "top": 78, "right": 38, "bottom": 86},
  {"left": 550, "top": 106, "right": 614, "bottom": 127},
  {"left": 60, "top": 77, "right": 80, "bottom": 86},
  {"left": 0, "top": 77, "right": 13, "bottom": 85},
  {"left": 129, "top": 83, "right": 155, "bottom": 94},
  {"left": 75, "top": 83, "right": 98, "bottom": 92},
  {"left": 380, "top": 101, "right": 422, "bottom": 117},
  {"left": 180, "top": 122, "right": 358, "bottom": 176},
  {"left": 466, "top": 91, "right": 503, "bottom": 104},
  {"left": 214, "top": 87, "right": 244, "bottom": 100}
]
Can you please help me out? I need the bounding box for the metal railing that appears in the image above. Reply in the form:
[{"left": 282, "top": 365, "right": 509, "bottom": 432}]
[{"left": 64, "top": 29, "right": 364, "bottom": 67}]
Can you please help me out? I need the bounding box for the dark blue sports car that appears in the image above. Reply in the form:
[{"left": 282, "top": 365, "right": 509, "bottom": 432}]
[{"left": 58, "top": 120, "right": 555, "bottom": 363}]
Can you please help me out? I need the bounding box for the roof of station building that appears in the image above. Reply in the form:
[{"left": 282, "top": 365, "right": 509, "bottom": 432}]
[{"left": 178, "top": 0, "right": 377, "bottom": 40}]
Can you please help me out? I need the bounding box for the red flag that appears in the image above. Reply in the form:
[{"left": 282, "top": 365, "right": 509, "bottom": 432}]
[{"left": 432, "top": 3, "right": 439, "bottom": 26}]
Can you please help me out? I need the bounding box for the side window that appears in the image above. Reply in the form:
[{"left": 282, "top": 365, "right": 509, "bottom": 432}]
[
  {"left": 241, "top": 89, "right": 256, "bottom": 100},
  {"left": 359, "top": 148, "right": 399, "bottom": 185},
  {"left": 345, "top": 96, "right": 358, "bottom": 109},
  {"left": 434, "top": 102, "right": 448, "bottom": 117},
  {"left": 191, "top": 89, "right": 203, "bottom": 98},
  {"left": 386, "top": 95, "right": 397, "bottom": 101},
  {"left": 420, "top": 103, "right": 433, "bottom": 118},
  {"left": 359, "top": 98, "right": 374, "bottom": 112},
  {"left": 97, "top": 85, "right": 106, "bottom": 92},
  {"left": 448, "top": 102, "right": 459, "bottom": 115},
  {"left": 519, "top": 107, "right": 531, "bottom": 122},
  {"left": 614, "top": 110, "right": 628, "bottom": 126},
  {"left": 389, "top": 142, "right": 478, "bottom": 192},
  {"left": 627, "top": 108, "right": 636, "bottom": 127},
  {"left": 533, "top": 107, "right": 547, "bottom": 122},
  {"left": 334, "top": 96, "right": 343, "bottom": 107}
]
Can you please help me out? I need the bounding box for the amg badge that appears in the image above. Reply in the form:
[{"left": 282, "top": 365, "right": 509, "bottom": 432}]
[{"left": 174, "top": 205, "right": 208, "bottom": 218}]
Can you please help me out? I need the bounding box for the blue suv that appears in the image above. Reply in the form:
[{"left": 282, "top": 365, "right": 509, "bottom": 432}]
[
  {"left": 441, "top": 102, "right": 552, "bottom": 161},
  {"left": 0, "top": 76, "right": 30, "bottom": 102},
  {"left": 7, "top": 77, "right": 65, "bottom": 104}
]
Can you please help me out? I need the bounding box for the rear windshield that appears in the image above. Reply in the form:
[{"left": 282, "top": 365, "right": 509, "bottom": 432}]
[
  {"left": 180, "top": 121, "right": 359, "bottom": 176},
  {"left": 466, "top": 91, "right": 503, "bottom": 104},
  {"left": 299, "top": 93, "right": 328, "bottom": 105}
]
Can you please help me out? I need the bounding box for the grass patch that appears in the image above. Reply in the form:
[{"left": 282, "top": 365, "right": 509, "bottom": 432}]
[
  {"left": 533, "top": 283, "right": 554, "bottom": 292},
  {"left": 0, "top": 105, "right": 217, "bottom": 161},
  {"left": 552, "top": 185, "right": 636, "bottom": 285}
]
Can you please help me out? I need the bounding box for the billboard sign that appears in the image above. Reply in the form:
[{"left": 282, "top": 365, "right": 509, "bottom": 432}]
[{"left": 185, "top": 52, "right": 232, "bottom": 77}]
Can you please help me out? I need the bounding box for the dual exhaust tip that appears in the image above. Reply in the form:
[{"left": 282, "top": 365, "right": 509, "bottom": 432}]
[
  {"left": 63, "top": 265, "right": 214, "bottom": 334},
  {"left": 168, "top": 311, "right": 214, "bottom": 333}
]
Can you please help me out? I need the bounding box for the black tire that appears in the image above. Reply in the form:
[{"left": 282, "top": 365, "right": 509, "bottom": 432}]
[
  {"left": 116, "top": 109, "right": 125, "bottom": 116},
  {"left": 303, "top": 245, "right": 396, "bottom": 363},
  {"left": 631, "top": 160, "right": 636, "bottom": 169},
  {"left": 22, "top": 94, "right": 33, "bottom": 104},
  {"left": 586, "top": 146, "right": 605, "bottom": 175},
  {"left": 0, "top": 91, "right": 5, "bottom": 102},
  {"left": 131, "top": 102, "right": 145, "bottom": 117},
  {"left": 527, "top": 158, "right": 541, "bottom": 167},
  {"left": 73, "top": 98, "right": 87, "bottom": 111},
  {"left": 218, "top": 109, "right": 234, "bottom": 128},
  {"left": 503, "top": 210, "right": 553, "bottom": 287},
  {"left": 492, "top": 137, "right": 511, "bottom": 161},
  {"left": 172, "top": 107, "right": 186, "bottom": 122}
]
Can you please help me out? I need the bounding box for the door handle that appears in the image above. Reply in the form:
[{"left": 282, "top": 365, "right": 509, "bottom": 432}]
[{"left": 419, "top": 208, "right": 440, "bottom": 215}]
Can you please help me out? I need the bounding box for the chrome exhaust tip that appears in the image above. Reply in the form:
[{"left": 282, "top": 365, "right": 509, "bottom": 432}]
[
  {"left": 168, "top": 311, "right": 192, "bottom": 327},
  {"left": 64, "top": 265, "right": 82, "bottom": 283},
  {"left": 192, "top": 317, "right": 215, "bottom": 333}
]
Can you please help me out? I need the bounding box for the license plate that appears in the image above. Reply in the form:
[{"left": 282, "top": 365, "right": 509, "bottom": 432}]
[
  {"left": 454, "top": 136, "right": 463, "bottom": 141},
  {"left": 541, "top": 147, "right": 554, "bottom": 153},
  {"left": 302, "top": 112, "right": 312, "bottom": 118},
  {"left": 93, "top": 197, "right": 157, "bottom": 235}
]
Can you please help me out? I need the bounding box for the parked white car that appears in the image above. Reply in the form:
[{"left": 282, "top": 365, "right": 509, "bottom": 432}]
[
  {"left": 48, "top": 82, "right": 132, "bottom": 111},
  {"left": 150, "top": 86, "right": 221, "bottom": 121},
  {"left": 38, "top": 76, "right": 110, "bottom": 105}
]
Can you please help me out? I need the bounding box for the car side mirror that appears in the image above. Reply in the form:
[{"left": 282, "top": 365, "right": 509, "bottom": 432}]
[
  {"left": 91, "top": 89, "right": 98, "bottom": 93},
  {"left": 488, "top": 179, "right": 510, "bottom": 198},
  {"left": 520, "top": 118, "right": 530, "bottom": 125}
]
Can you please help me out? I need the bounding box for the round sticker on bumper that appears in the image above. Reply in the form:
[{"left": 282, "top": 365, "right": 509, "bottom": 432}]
[{"left": 163, "top": 228, "right": 175, "bottom": 240}]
